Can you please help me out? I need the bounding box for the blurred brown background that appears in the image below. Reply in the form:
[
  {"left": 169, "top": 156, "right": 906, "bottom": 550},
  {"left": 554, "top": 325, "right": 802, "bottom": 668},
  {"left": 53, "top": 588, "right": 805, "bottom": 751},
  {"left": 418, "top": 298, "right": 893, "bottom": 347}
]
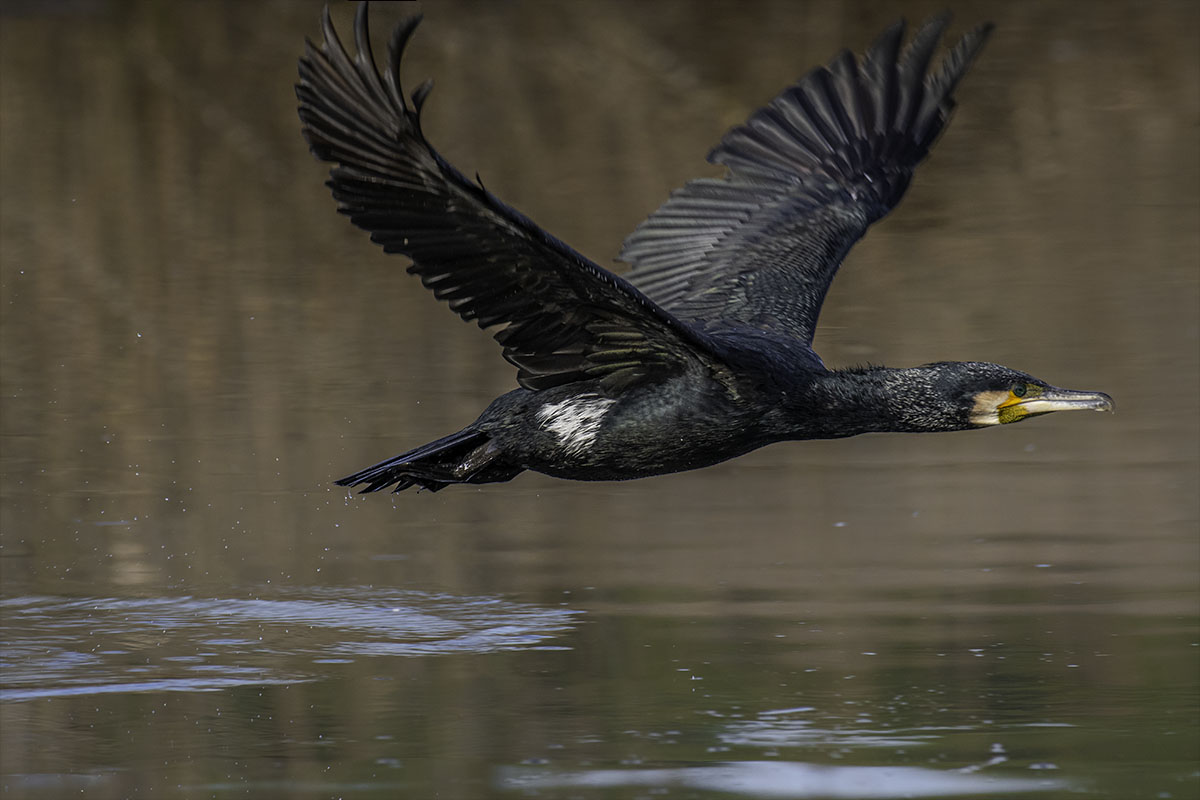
[{"left": 2, "top": 0, "right": 1195, "bottom": 591}]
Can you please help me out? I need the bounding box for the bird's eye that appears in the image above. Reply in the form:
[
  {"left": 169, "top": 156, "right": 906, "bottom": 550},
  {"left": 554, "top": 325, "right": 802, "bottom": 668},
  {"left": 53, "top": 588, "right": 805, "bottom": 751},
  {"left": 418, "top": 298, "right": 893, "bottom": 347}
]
[{"left": 1011, "top": 383, "right": 1027, "bottom": 398}]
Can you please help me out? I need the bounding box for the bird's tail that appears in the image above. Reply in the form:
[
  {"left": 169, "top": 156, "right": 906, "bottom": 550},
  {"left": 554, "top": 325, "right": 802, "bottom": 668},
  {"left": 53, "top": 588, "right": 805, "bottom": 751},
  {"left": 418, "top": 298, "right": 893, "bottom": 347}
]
[{"left": 334, "top": 429, "right": 521, "bottom": 493}]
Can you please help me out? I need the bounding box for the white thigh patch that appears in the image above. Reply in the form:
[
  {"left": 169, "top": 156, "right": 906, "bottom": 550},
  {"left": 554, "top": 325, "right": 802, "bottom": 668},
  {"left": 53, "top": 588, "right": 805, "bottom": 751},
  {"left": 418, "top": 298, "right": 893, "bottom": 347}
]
[{"left": 535, "top": 395, "right": 616, "bottom": 455}]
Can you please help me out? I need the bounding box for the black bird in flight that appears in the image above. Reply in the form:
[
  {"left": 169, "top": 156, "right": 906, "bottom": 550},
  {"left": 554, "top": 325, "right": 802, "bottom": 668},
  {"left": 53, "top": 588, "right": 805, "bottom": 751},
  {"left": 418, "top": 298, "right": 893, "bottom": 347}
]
[{"left": 297, "top": 4, "right": 1113, "bottom": 493}]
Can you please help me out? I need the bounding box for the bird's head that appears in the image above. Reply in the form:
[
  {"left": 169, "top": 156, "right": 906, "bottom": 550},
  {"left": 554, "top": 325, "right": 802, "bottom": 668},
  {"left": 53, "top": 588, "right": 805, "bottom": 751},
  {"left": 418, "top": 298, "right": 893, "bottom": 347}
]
[{"left": 914, "top": 362, "right": 1114, "bottom": 428}]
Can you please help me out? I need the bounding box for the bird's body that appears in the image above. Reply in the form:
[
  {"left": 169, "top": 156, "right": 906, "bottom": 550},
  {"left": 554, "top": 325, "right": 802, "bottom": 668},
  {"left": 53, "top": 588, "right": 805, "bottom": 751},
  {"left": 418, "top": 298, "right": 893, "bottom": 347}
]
[{"left": 298, "top": 5, "right": 1112, "bottom": 494}]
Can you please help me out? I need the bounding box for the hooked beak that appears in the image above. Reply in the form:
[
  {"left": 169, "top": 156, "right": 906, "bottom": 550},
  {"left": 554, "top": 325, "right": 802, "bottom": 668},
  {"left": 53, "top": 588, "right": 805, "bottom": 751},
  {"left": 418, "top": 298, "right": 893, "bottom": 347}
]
[{"left": 998, "top": 387, "right": 1115, "bottom": 423}]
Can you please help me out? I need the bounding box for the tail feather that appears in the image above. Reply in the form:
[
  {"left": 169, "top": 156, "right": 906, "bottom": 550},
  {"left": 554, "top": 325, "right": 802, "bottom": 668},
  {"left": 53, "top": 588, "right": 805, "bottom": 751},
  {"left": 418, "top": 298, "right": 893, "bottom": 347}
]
[{"left": 335, "top": 429, "right": 519, "bottom": 493}]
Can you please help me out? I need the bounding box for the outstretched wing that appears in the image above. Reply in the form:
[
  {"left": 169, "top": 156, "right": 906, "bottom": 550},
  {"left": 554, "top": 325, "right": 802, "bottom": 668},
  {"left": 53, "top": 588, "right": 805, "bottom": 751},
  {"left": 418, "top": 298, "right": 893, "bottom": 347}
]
[
  {"left": 297, "top": 4, "right": 718, "bottom": 392},
  {"left": 619, "top": 15, "right": 993, "bottom": 345}
]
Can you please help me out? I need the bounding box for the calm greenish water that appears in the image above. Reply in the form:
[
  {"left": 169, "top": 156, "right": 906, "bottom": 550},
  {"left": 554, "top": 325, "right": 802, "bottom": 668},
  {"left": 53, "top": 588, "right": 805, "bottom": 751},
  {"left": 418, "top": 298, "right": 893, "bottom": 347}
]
[{"left": 2, "top": 1, "right": 1197, "bottom": 798}]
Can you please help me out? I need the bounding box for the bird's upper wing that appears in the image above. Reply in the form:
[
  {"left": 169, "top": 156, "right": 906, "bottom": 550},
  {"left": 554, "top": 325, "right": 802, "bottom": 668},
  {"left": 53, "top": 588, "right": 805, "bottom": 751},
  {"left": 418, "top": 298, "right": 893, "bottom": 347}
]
[
  {"left": 619, "top": 16, "right": 993, "bottom": 345},
  {"left": 297, "top": 5, "right": 720, "bottom": 392}
]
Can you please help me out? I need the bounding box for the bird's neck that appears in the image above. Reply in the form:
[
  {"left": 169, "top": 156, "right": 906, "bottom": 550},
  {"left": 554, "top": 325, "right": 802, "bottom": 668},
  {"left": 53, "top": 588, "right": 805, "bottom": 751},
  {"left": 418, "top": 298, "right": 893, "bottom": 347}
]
[{"left": 780, "top": 366, "right": 966, "bottom": 439}]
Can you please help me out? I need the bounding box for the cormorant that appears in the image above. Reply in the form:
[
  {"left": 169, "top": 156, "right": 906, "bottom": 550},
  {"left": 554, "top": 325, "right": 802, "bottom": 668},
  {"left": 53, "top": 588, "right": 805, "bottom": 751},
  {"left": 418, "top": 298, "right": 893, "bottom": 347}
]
[{"left": 297, "top": 4, "right": 1113, "bottom": 493}]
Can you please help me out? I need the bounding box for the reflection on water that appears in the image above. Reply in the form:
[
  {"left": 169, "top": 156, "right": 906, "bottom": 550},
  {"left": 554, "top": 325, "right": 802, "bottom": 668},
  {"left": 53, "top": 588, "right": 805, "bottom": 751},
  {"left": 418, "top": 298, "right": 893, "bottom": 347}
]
[
  {"left": 718, "top": 709, "right": 951, "bottom": 750},
  {"left": 498, "top": 760, "right": 1067, "bottom": 797},
  {"left": 0, "top": 590, "right": 578, "bottom": 702}
]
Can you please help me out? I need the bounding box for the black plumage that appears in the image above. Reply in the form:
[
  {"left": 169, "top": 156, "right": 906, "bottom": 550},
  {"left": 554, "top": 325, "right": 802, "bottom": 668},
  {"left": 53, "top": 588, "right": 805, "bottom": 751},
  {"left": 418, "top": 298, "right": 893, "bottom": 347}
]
[
  {"left": 297, "top": 4, "right": 1112, "bottom": 494},
  {"left": 620, "top": 14, "right": 991, "bottom": 344}
]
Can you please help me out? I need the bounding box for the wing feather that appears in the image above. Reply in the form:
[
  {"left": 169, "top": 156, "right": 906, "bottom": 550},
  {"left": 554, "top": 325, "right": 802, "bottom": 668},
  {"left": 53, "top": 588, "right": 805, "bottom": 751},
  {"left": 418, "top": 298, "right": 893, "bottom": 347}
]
[
  {"left": 620, "top": 16, "right": 993, "bottom": 343},
  {"left": 298, "top": 4, "right": 718, "bottom": 392}
]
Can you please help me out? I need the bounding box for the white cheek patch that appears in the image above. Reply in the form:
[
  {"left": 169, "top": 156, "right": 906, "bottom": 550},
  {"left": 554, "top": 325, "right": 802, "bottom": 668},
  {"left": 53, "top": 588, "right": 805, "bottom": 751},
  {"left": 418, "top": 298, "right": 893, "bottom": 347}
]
[
  {"left": 535, "top": 395, "right": 616, "bottom": 455},
  {"left": 969, "top": 390, "right": 1009, "bottom": 426}
]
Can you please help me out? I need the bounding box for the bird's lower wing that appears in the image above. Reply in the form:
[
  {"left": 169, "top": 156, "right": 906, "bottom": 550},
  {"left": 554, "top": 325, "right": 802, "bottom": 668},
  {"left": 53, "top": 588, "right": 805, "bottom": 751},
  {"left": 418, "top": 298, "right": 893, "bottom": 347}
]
[
  {"left": 619, "top": 15, "right": 993, "bottom": 345},
  {"left": 297, "top": 5, "right": 718, "bottom": 391}
]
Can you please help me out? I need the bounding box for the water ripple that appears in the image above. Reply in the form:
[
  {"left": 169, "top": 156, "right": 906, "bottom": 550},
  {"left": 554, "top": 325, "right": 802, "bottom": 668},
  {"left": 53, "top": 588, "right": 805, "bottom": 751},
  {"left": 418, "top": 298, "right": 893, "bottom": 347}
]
[{"left": 0, "top": 588, "right": 579, "bottom": 702}]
